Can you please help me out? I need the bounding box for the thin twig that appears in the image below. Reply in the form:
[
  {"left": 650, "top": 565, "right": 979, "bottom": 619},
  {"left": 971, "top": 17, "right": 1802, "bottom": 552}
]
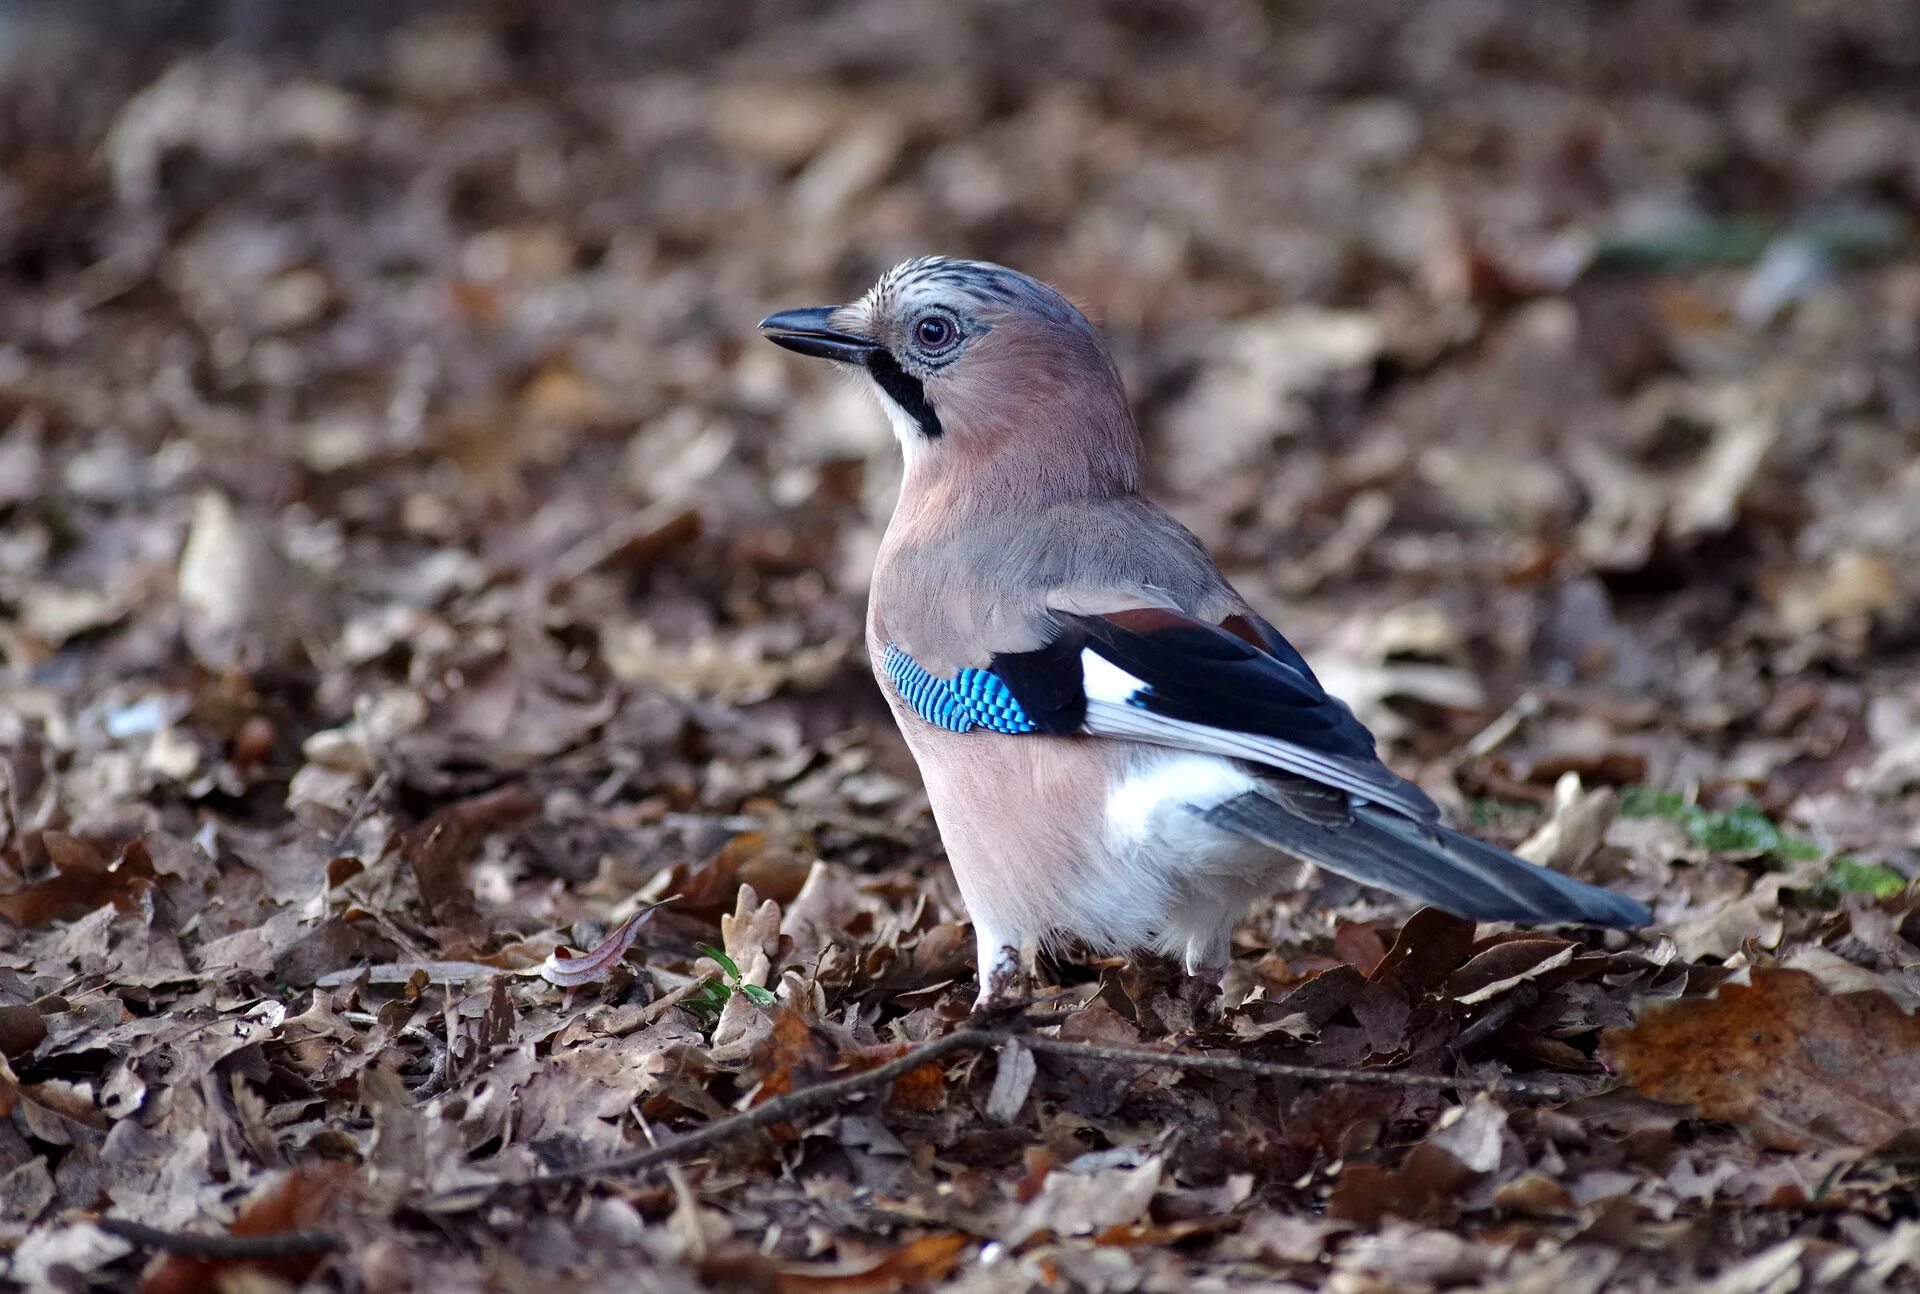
[
  {"left": 466, "top": 1028, "right": 990, "bottom": 1193},
  {"left": 330, "top": 770, "right": 389, "bottom": 853},
  {"left": 95, "top": 1216, "right": 342, "bottom": 1259},
  {"left": 425, "top": 1027, "right": 1584, "bottom": 1202},
  {"left": 1015, "top": 1034, "right": 1577, "bottom": 1097}
]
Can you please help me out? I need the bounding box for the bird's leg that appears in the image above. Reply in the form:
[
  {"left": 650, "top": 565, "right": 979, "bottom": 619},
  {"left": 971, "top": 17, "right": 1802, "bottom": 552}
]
[{"left": 970, "top": 923, "right": 1034, "bottom": 1020}]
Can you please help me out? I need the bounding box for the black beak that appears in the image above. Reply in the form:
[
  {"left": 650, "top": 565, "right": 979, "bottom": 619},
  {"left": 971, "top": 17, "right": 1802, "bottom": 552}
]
[{"left": 758, "top": 306, "right": 878, "bottom": 365}]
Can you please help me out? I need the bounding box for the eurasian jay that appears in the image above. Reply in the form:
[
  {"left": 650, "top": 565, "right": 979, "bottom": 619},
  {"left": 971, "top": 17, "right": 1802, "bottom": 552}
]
[{"left": 761, "top": 257, "right": 1650, "bottom": 1007}]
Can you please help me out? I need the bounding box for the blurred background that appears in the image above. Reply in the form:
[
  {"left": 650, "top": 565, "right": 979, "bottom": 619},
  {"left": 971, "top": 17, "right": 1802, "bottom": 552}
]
[
  {"left": 2, "top": 0, "right": 1919, "bottom": 899},
  {"left": 3, "top": 1, "right": 1920, "bottom": 1285},
  {"left": 5, "top": 1, "right": 1917, "bottom": 839}
]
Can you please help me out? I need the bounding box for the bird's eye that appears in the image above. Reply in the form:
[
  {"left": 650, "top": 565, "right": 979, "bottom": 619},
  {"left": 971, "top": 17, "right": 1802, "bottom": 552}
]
[{"left": 913, "top": 314, "right": 957, "bottom": 352}]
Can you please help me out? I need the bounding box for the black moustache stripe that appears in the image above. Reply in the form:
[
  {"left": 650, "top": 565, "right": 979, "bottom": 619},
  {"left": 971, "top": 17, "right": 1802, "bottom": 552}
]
[{"left": 867, "top": 350, "right": 944, "bottom": 439}]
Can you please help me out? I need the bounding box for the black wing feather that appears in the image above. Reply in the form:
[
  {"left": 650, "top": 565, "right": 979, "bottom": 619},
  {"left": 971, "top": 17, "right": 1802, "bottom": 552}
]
[
  {"left": 1062, "top": 611, "right": 1379, "bottom": 761},
  {"left": 986, "top": 628, "right": 1089, "bottom": 736}
]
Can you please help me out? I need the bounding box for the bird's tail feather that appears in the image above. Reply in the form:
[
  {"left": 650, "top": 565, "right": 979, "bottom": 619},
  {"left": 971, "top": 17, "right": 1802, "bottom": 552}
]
[{"left": 1200, "top": 791, "right": 1650, "bottom": 928}]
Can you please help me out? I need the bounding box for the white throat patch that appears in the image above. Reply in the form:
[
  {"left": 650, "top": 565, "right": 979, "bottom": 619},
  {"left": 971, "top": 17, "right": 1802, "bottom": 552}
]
[{"left": 868, "top": 380, "right": 929, "bottom": 464}]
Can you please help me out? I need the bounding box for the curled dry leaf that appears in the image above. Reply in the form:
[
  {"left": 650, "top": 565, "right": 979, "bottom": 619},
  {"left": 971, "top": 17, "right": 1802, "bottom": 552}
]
[
  {"left": 1516, "top": 772, "right": 1616, "bottom": 875},
  {"left": 539, "top": 904, "right": 664, "bottom": 988},
  {"left": 1605, "top": 967, "right": 1920, "bottom": 1151}
]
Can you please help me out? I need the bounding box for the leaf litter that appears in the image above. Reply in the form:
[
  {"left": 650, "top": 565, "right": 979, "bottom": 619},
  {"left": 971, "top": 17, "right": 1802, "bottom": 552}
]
[{"left": 1, "top": 2, "right": 1919, "bottom": 1290}]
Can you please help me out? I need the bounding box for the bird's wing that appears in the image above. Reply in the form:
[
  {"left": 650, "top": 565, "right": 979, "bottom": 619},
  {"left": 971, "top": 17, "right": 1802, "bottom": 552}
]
[
  {"left": 881, "top": 600, "right": 1650, "bottom": 928},
  {"left": 1008, "top": 606, "right": 1648, "bottom": 927},
  {"left": 971, "top": 603, "right": 1444, "bottom": 824}
]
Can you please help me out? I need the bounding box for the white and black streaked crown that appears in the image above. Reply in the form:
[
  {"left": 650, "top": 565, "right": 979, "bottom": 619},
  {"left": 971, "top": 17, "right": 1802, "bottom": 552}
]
[{"left": 861, "top": 256, "right": 1090, "bottom": 331}]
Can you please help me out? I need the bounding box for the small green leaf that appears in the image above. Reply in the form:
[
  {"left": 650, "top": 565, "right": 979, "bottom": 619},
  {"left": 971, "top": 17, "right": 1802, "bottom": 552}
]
[
  {"left": 1821, "top": 858, "right": 1909, "bottom": 900},
  {"left": 1618, "top": 787, "right": 1824, "bottom": 862},
  {"left": 1618, "top": 786, "right": 1690, "bottom": 820},
  {"left": 683, "top": 982, "right": 730, "bottom": 1033},
  {"left": 698, "top": 943, "right": 743, "bottom": 981},
  {"left": 740, "top": 984, "right": 777, "bottom": 1007}
]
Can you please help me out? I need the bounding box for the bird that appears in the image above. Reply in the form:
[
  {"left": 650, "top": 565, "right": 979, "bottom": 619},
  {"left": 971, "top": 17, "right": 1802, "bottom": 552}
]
[{"left": 760, "top": 256, "right": 1650, "bottom": 1009}]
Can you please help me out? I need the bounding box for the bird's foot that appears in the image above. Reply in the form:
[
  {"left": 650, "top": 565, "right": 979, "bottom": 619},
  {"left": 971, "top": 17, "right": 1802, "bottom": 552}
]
[
  {"left": 1168, "top": 966, "right": 1228, "bottom": 1039},
  {"left": 968, "top": 939, "right": 1035, "bottom": 1027}
]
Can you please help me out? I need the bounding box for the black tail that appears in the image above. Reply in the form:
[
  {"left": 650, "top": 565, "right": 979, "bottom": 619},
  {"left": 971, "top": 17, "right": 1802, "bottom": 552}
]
[{"left": 1201, "top": 791, "right": 1650, "bottom": 928}]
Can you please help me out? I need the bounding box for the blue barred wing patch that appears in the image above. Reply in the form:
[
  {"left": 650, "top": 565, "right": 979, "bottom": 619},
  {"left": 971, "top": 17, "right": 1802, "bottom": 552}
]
[{"left": 882, "top": 645, "right": 1038, "bottom": 734}]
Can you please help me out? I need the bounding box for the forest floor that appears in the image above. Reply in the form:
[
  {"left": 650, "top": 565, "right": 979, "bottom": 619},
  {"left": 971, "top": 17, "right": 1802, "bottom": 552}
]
[{"left": 2, "top": 2, "right": 1920, "bottom": 1291}]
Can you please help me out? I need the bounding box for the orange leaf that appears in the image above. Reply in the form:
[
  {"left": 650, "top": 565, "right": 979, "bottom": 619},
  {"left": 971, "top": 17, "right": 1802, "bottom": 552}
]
[
  {"left": 1605, "top": 967, "right": 1920, "bottom": 1151},
  {"left": 777, "top": 1232, "right": 970, "bottom": 1293},
  {"left": 886, "top": 1061, "right": 947, "bottom": 1113}
]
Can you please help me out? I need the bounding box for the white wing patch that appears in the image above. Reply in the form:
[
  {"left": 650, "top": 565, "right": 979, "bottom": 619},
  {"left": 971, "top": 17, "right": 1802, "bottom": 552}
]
[
  {"left": 1079, "top": 648, "right": 1146, "bottom": 704},
  {"left": 1072, "top": 645, "right": 1440, "bottom": 823}
]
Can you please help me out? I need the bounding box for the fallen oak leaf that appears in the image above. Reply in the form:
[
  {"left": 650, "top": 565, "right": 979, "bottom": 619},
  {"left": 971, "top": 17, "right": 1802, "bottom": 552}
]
[
  {"left": 985, "top": 1040, "right": 1035, "bottom": 1124},
  {"left": 1605, "top": 967, "right": 1920, "bottom": 1151},
  {"left": 1515, "top": 772, "right": 1616, "bottom": 874},
  {"left": 1327, "top": 1143, "right": 1477, "bottom": 1226},
  {"left": 757, "top": 1005, "right": 836, "bottom": 1083},
  {"left": 1449, "top": 940, "right": 1579, "bottom": 1005},
  {"left": 1326, "top": 1096, "right": 1511, "bottom": 1226},
  {"left": 1369, "top": 907, "right": 1478, "bottom": 998},
  {"left": 886, "top": 1060, "right": 947, "bottom": 1113}
]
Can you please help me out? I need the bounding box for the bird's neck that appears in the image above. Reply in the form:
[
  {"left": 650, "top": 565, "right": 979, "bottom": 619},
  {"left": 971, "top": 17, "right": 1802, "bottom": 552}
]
[{"left": 892, "top": 404, "right": 1142, "bottom": 527}]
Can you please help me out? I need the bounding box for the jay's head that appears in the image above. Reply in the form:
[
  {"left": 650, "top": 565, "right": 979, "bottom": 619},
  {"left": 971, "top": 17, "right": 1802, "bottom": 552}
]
[{"left": 760, "top": 257, "right": 1140, "bottom": 498}]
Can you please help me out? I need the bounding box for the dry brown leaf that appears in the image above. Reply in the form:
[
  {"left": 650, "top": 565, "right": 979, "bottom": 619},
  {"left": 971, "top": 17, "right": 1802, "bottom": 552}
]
[
  {"left": 1606, "top": 967, "right": 1920, "bottom": 1150},
  {"left": 1369, "top": 907, "right": 1478, "bottom": 998},
  {"left": 0, "top": 832, "right": 151, "bottom": 927},
  {"left": 176, "top": 492, "right": 324, "bottom": 673},
  {"left": 1004, "top": 1152, "right": 1162, "bottom": 1245},
  {"left": 985, "top": 1041, "right": 1036, "bottom": 1125},
  {"left": 1328, "top": 1144, "right": 1478, "bottom": 1226},
  {"left": 1516, "top": 772, "right": 1616, "bottom": 874},
  {"left": 886, "top": 1061, "right": 947, "bottom": 1114},
  {"left": 400, "top": 784, "right": 538, "bottom": 920},
  {"left": 776, "top": 1232, "right": 970, "bottom": 1293},
  {"left": 1668, "top": 398, "right": 1778, "bottom": 539},
  {"left": 717, "top": 883, "right": 783, "bottom": 991},
  {"left": 139, "top": 1165, "right": 354, "bottom": 1294}
]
